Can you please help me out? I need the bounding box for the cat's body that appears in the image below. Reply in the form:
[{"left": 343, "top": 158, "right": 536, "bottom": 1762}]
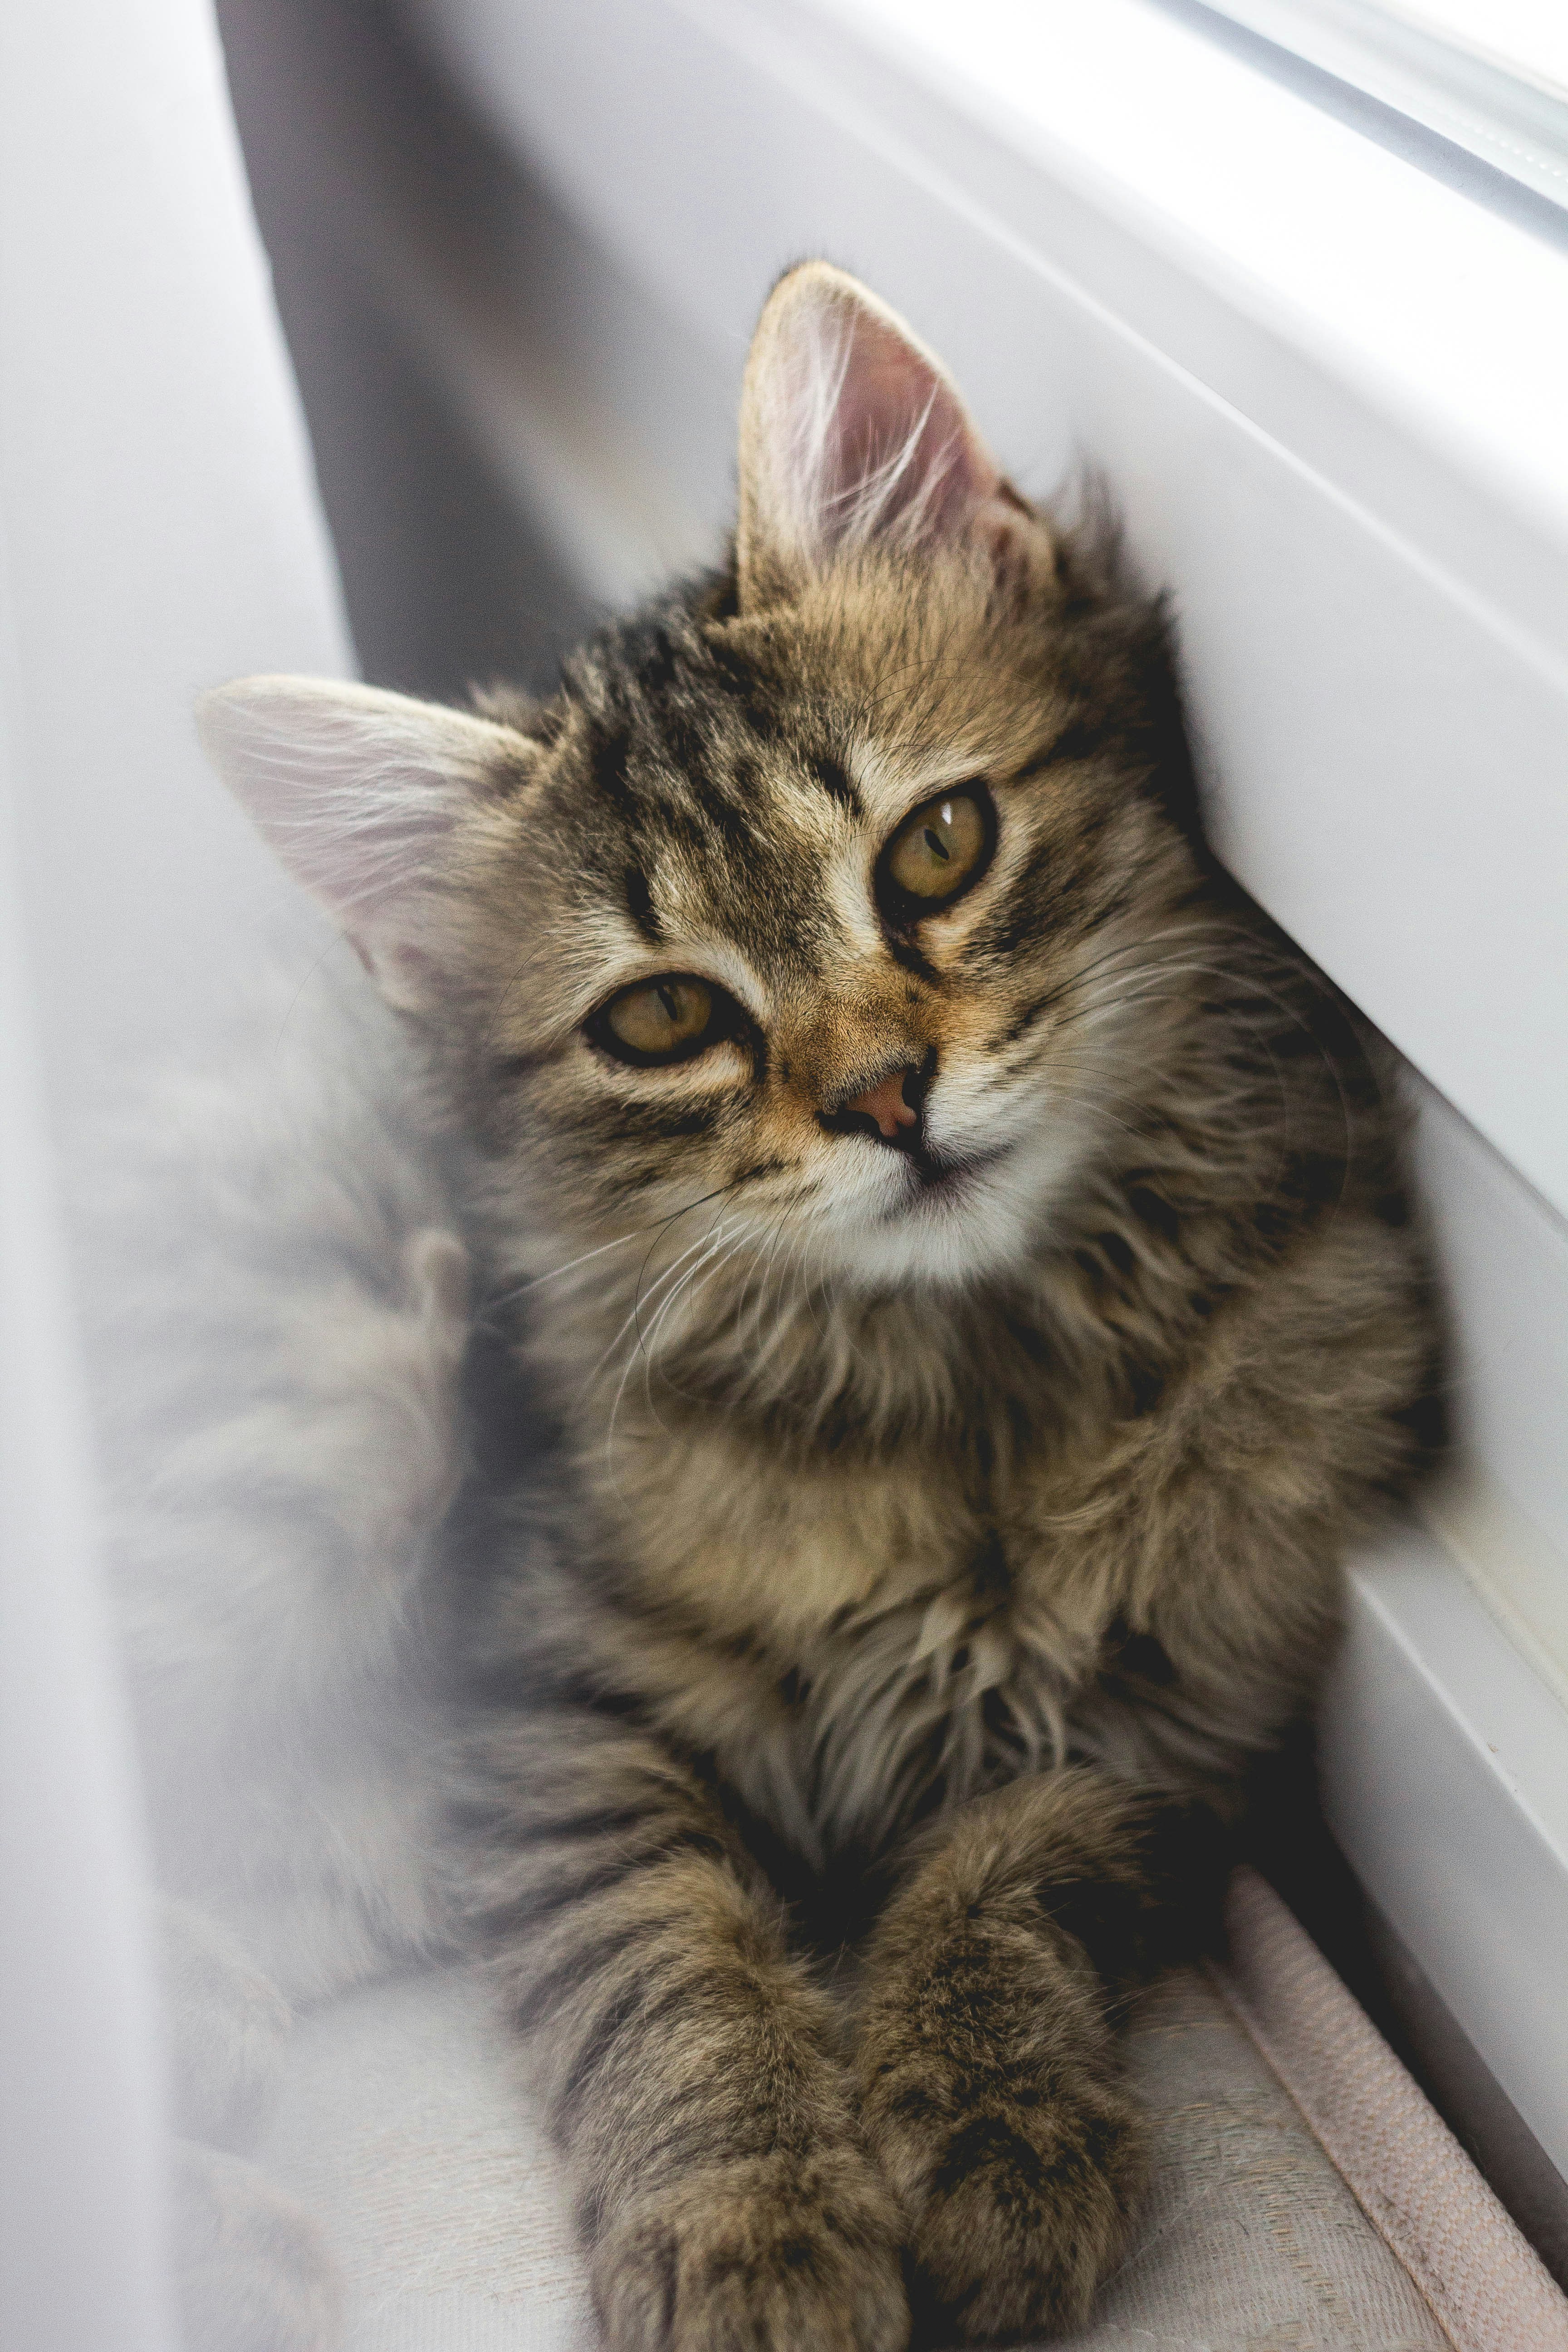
[
  {"left": 447, "top": 557, "right": 1434, "bottom": 2346},
  {"left": 96, "top": 265, "right": 1437, "bottom": 2351},
  {"left": 85, "top": 965, "right": 466, "bottom": 2004}
]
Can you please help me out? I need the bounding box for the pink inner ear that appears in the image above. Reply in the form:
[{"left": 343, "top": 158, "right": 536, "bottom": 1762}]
[{"left": 816, "top": 308, "right": 1000, "bottom": 554}]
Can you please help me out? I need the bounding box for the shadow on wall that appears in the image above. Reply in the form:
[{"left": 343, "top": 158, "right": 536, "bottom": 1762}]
[{"left": 216, "top": 0, "right": 599, "bottom": 702}]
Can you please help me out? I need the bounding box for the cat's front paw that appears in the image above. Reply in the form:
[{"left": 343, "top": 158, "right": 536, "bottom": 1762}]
[
  {"left": 886, "top": 2071, "right": 1142, "bottom": 2341},
  {"left": 592, "top": 2146, "right": 909, "bottom": 2352},
  {"left": 174, "top": 2141, "right": 343, "bottom": 2352},
  {"left": 858, "top": 1927, "right": 1143, "bottom": 2340}
]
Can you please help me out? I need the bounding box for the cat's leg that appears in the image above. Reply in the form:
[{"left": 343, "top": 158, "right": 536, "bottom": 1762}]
[
  {"left": 853, "top": 1768, "right": 1219, "bottom": 2342},
  {"left": 471, "top": 1711, "right": 908, "bottom": 2352}
]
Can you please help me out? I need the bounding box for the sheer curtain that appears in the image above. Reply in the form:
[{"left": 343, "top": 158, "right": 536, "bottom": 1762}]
[{"left": 0, "top": 0, "right": 351, "bottom": 2342}]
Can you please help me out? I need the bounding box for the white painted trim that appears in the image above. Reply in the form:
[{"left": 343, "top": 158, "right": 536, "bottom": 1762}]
[
  {"left": 389, "top": 0, "right": 1568, "bottom": 2156},
  {"left": 1323, "top": 1526, "right": 1568, "bottom": 2179},
  {"left": 1203, "top": 0, "right": 1568, "bottom": 211},
  {"left": 793, "top": 0, "right": 1568, "bottom": 565},
  {"left": 1411, "top": 1075, "right": 1568, "bottom": 1703}
]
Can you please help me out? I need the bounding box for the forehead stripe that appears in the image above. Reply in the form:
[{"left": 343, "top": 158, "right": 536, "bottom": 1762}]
[{"left": 623, "top": 864, "right": 661, "bottom": 943}]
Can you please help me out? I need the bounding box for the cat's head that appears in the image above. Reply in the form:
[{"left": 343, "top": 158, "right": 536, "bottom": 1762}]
[{"left": 200, "top": 264, "right": 1200, "bottom": 1300}]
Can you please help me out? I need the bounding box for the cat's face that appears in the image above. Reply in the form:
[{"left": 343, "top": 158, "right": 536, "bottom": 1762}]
[
  {"left": 201, "top": 265, "right": 1198, "bottom": 1298},
  {"left": 452, "top": 574, "right": 1192, "bottom": 1296}
]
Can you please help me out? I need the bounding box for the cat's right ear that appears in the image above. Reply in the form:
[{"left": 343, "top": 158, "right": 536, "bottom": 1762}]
[
  {"left": 195, "top": 675, "right": 524, "bottom": 1007},
  {"left": 735, "top": 261, "right": 1051, "bottom": 611}
]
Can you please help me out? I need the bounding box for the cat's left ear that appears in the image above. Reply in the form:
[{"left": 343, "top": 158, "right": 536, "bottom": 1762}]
[
  {"left": 196, "top": 675, "right": 525, "bottom": 1008},
  {"left": 735, "top": 262, "right": 1051, "bottom": 610}
]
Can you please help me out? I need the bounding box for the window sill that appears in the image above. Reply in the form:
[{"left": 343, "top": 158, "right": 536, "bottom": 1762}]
[{"left": 392, "top": 0, "right": 1568, "bottom": 2222}]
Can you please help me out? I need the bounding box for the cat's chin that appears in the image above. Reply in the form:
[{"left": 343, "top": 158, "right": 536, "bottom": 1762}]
[
  {"left": 821, "top": 1114, "right": 1100, "bottom": 1294},
  {"left": 821, "top": 1150, "right": 1040, "bottom": 1294},
  {"left": 905, "top": 1142, "right": 1014, "bottom": 1207}
]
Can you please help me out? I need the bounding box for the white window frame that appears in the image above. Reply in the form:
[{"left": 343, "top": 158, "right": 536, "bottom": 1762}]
[
  {"left": 1199, "top": 0, "right": 1568, "bottom": 212},
  {"left": 396, "top": 0, "right": 1568, "bottom": 2190}
]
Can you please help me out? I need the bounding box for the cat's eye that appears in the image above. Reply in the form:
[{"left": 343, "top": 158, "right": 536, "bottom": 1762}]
[
  {"left": 592, "top": 975, "right": 730, "bottom": 1067},
  {"left": 880, "top": 788, "right": 992, "bottom": 912}
]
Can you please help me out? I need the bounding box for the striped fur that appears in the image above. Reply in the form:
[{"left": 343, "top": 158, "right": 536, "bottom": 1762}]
[{"left": 174, "top": 266, "right": 1440, "bottom": 2348}]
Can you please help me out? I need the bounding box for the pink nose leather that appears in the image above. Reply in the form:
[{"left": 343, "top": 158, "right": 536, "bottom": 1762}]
[{"left": 848, "top": 1069, "right": 919, "bottom": 1140}]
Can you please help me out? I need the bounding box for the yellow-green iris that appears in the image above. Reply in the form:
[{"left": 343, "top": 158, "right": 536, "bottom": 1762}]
[
  {"left": 883, "top": 790, "right": 988, "bottom": 904},
  {"left": 603, "top": 975, "right": 715, "bottom": 1061}
]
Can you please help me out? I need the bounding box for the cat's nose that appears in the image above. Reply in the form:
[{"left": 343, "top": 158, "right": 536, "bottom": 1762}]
[
  {"left": 848, "top": 1069, "right": 920, "bottom": 1141},
  {"left": 823, "top": 1058, "right": 931, "bottom": 1151}
]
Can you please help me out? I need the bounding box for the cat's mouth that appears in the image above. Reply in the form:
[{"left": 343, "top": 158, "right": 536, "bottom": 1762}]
[{"left": 892, "top": 1142, "right": 1011, "bottom": 1214}]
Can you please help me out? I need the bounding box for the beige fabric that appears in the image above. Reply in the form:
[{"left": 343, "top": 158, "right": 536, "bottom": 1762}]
[
  {"left": 1216, "top": 1867, "right": 1568, "bottom": 2352},
  {"left": 260, "top": 1970, "right": 593, "bottom": 2351},
  {"left": 262, "top": 1936, "right": 1465, "bottom": 2351},
  {"left": 1076, "top": 1966, "right": 1447, "bottom": 2350}
]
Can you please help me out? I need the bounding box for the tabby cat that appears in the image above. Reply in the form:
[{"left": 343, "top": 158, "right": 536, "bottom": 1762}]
[{"left": 155, "top": 262, "right": 1437, "bottom": 2349}]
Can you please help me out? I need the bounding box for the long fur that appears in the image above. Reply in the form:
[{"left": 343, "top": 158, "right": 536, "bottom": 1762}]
[
  {"left": 88, "top": 265, "right": 1441, "bottom": 2352},
  {"left": 78, "top": 965, "right": 468, "bottom": 2002}
]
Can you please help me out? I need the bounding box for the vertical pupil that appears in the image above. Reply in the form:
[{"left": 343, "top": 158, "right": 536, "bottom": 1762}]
[
  {"left": 924, "top": 823, "right": 951, "bottom": 862},
  {"left": 657, "top": 983, "right": 680, "bottom": 1024}
]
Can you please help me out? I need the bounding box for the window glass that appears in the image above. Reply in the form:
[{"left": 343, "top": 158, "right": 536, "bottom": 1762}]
[
  {"left": 1201, "top": 0, "right": 1568, "bottom": 207},
  {"left": 1388, "top": 2, "right": 1566, "bottom": 98}
]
